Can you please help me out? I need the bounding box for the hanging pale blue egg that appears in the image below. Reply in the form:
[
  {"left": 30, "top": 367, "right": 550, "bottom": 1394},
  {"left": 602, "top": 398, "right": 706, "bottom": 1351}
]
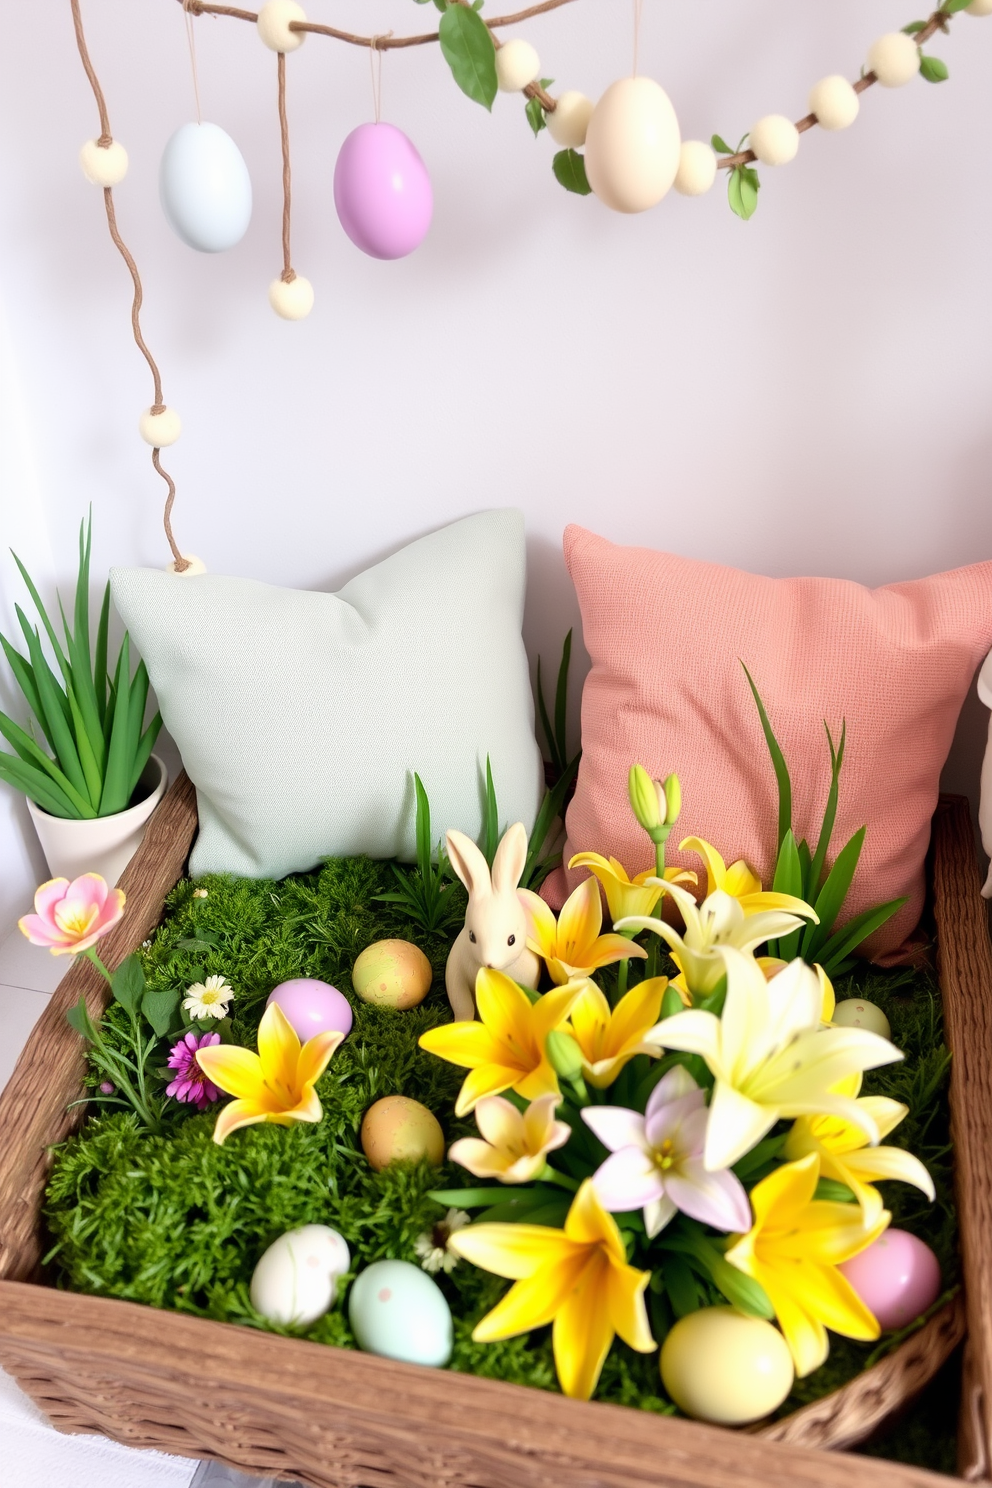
[{"left": 160, "top": 122, "right": 252, "bottom": 253}]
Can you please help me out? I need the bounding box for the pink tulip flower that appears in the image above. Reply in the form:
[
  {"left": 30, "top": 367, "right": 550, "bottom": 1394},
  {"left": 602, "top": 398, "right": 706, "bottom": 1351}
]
[
  {"left": 582, "top": 1066, "right": 751, "bottom": 1238},
  {"left": 18, "top": 874, "right": 125, "bottom": 956}
]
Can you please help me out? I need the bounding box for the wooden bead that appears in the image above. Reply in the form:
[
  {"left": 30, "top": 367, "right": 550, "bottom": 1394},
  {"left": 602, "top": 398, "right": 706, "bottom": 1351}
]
[
  {"left": 749, "top": 115, "right": 799, "bottom": 166},
  {"left": 256, "top": 0, "right": 306, "bottom": 52},
  {"left": 138, "top": 407, "right": 181, "bottom": 447},
  {"left": 269, "top": 275, "right": 314, "bottom": 320},
  {"left": 808, "top": 75, "right": 860, "bottom": 131},
  {"left": 545, "top": 91, "right": 594, "bottom": 148},
  {"left": 867, "top": 33, "right": 921, "bottom": 87},
  {"left": 166, "top": 555, "right": 207, "bottom": 576},
  {"left": 673, "top": 140, "right": 716, "bottom": 196},
  {"left": 495, "top": 38, "right": 540, "bottom": 93},
  {"left": 79, "top": 139, "right": 128, "bottom": 187}
]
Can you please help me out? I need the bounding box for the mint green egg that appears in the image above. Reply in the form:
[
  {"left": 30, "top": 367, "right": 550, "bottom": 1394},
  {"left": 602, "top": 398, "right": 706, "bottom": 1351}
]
[{"left": 348, "top": 1259, "right": 452, "bottom": 1367}]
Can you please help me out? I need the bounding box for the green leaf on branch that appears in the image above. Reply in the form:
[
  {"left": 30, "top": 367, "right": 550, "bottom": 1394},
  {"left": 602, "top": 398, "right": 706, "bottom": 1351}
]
[
  {"left": 525, "top": 95, "right": 546, "bottom": 134},
  {"left": 111, "top": 954, "right": 145, "bottom": 1015},
  {"left": 728, "top": 164, "right": 760, "bottom": 220},
  {"left": 141, "top": 986, "right": 180, "bottom": 1039},
  {"left": 920, "top": 54, "right": 950, "bottom": 81},
  {"left": 941, "top": 0, "right": 972, "bottom": 12},
  {"left": 711, "top": 133, "right": 734, "bottom": 155},
  {"left": 438, "top": 3, "right": 498, "bottom": 109},
  {"left": 552, "top": 148, "right": 591, "bottom": 195},
  {"left": 902, "top": 20, "right": 928, "bottom": 32},
  {"left": 66, "top": 994, "right": 95, "bottom": 1041}
]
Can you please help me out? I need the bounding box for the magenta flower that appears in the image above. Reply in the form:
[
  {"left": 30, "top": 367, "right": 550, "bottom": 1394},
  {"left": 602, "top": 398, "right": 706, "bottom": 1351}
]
[
  {"left": 19, "top": 874, "right": 124, "bottom": 956},
  {"left": 166, "top": 1031, "right": 222, "bottom": 1110},
  {"left": 581, "top": 1066, "right": 751, "bottom": 1238}
]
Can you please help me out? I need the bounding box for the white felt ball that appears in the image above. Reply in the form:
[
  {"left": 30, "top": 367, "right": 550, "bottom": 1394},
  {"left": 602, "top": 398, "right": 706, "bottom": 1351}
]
[
  {"left": 166, "top": 554, "right": 207, "bottom": 576},
  {"left": 269, "top": 275, "right": 314, "bottom": 320},
  {"left": 808, "top": 75, "right": 860, "bottom": 131},
  {"left": 584, "top": 77, "right": 681, "bottom": 214},
  {"left": 867, "top": 33, "right": 920, "bottom": 87},
  {"left": 749, "top": 115, "right": 799, "bottom": 166},
  {"left": 546, "top": 91, "right": 594, "bottom": 148},
  {"left": 256, "top": 0, "right": 306, "bottom": 52},
  {"left": 79, "top": 139, "right": 128, "bottom": 187},
  {"left": 138, "top": 407, "right": 182, "bottom": 447},
  {"left": 967, "top": 0, "right": 992, "bottom": 14},
  {"left": 673, "top": 140, "right": 716, "bottom": 197},
  {"left": 495, "top": 38, "right": 540, "bottom": 93}
]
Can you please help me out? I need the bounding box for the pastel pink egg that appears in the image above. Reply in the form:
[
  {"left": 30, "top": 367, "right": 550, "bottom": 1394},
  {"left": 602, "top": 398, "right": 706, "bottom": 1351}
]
[
  {"left": 333, "top": 123, "right": 433, "bottom": 260},
  {"left": 839, "top": 1228, "right": 941, "bottom": 1331},
  {"left": 266, "top": 979, "right": 353, "bottom": 1042}
]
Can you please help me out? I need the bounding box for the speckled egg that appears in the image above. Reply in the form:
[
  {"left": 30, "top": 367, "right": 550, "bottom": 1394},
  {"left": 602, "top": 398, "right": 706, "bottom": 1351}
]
[
  {"left": 348, "top": 1259, "right": 452, "bottom": 1366},
  {"left": 352, "top": 940, "right": 433, "bottom": 1010},
  {"left": 361, "top": 1095, "right": 444, "bottom": 1171},
  {"left": 839, "top": 1229, "right": 941, "bottom": 1330},
  {"left": 660, "top": 1307, "right": 795, "bottom": 1424},
  {"left": 250, "top": 1224, "right": 351, "bottom": 1327},
  {"left": 266, "top": 978, "right": 353, "bottom": 1042},
  {"left": 832, "top": 998, "right": 891, "bottom": 1041}
]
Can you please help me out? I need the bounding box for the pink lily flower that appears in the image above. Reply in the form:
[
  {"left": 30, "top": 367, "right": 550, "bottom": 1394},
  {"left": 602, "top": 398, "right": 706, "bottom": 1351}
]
[
  {"left": 582, "top": 1066, "right": 751, "bottom": 1238},
  {"left": 18, "top": 874, "right": 125, "bottom": 956}
]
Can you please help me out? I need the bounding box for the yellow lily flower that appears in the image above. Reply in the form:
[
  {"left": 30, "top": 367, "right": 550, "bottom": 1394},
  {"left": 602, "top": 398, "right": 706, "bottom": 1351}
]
[
  {"left": 566, "top": 976, "right": 669, "bottom": 1088},
  {"left": 618, "top": 878, "right": 816, "bottom": 1002},
  {"left": 448, "top": 1093, "right": 571, "bottom": 1184},
  {"left": 449, "top": 1178, "right": 655, "bottom": 1400},
  {"left": 195, "top": 1001, "right": 343, "bottom": 1147},
  {"left": 760, "top": 958, "right": 836, "bottom": 1023},
  {"left": 680, "top": 836, "right": 814, "bottom": 918},
  {"left": 519, "top": 876, "right": 647, "bottom": 986},
  {"left": 418, "top": 968, "right": 584, "bottom": 1117},
  {"left": 725, "top": 1153, "right": 888, "bottom": 1376},
  {"left": 644, "top": 948, "right": 902, "bottom": 1171},
  {"left": 567, "top": 852, "right": 697, "bottom": 926},
  {"left": 784, "top": 1073, "right": 935, "bottom": 1227}
]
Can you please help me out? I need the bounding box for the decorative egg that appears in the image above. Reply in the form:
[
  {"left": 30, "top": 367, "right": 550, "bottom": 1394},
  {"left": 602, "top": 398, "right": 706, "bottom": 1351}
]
[
  {"left": 361, "top": 1095, "right": 444, "bottom": 1171},
  {"left": 250, "top": 1224, "right": 350, "bottom": 1327},
  {"left": 348, "top": 1259, "right": 452, "bottom": 1366},
  {"left": 353, "top": 940, "right": 432, "bottom": 1010},
  {"left": 660, "top": 1307, "right": 794, "bottom": 1424},
  {"left": 333, "top": 124, "right": 433, "bottom": 261},
  {"left": 160, "top": 122, "right": 252, "bottom": 253},
  {"left": 839, "top": 1229, "right": 941, "bottom": 1331},
  {"left": 266, "top": 978, "right": 354, "bottom": 1042},
  {"left": 832, "top": 998, "right": 891, "bottom": 1041},
  {"left": 583, "top": 77, "right": 681, "bottom": 214}
]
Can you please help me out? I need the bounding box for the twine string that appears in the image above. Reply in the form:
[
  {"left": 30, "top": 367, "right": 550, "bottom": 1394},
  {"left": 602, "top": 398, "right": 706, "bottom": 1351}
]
[
  {"left": 369, "top": 33, "right": 392, "bottom": 124},
  {"left": 277, "top": 51, "right": 295, "bottom": 282},
  {"left": 183, "top": 0, "right": 203, "bottom": 125},
  {"left": 632, "top": 0, "right": 643, "bottom": 78}
]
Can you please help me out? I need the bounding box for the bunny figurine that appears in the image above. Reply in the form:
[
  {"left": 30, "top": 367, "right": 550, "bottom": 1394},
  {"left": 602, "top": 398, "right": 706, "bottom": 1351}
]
[{"left": 444, "top": 822, "right": 542, "bottom": 1021}]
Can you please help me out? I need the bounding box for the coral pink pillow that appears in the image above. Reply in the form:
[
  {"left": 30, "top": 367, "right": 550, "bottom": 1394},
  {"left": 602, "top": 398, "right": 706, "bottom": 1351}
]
[{"left": 548, "top": 526, "right": 992, "bottom": 960}]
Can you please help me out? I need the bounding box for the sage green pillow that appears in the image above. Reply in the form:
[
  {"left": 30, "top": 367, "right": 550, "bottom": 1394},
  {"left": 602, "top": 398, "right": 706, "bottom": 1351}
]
[{"left": 111, "top": 510, "right": 543, "bottom": 879}]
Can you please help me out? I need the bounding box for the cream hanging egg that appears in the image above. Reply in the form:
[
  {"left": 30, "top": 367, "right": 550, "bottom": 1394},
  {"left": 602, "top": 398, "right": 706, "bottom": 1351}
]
[
  {"left": 160, "top": 122, "right": 253, "bottom": 253},
  {"left": 583, "top": 77, "right": 681, "bottom": 213}
]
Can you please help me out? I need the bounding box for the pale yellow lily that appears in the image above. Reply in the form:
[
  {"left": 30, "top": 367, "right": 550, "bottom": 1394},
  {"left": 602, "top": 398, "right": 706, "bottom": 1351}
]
[
  {"left": 618, "top": 878, "right": 816, "bottom": 1002},
  {"left": 760, "top": 958, "right": 836, "bottom": 1023},
  {"left": 449, "top": 1178, "right": 655, "bottom": 1400},
  {"left": 784, "top": 1073, "right": 935, "bottom": 1227},
  {"left": 725, "top": 1153, "right": 888, "bottom": 1376},
  {"left": 566, "top": 976, "right": 669, "bottom": 1088},
  {"left": 195, "top": 1001, "right": 343, "bottom": 1146},
  {"left": 418, "top": 968, "right": 584, "bottom": 1117},
  {"left": 520, "top": 876, "right": 647, "bottom": 986},
  {"left": 448, "top": 1093, "right": 571, "bottom": 1184},
  {"left": 643, "top": 948, "right": 902, "bottom": 1171},
  {"left": 567, "top": 852, "right": 697, "bottom": 926},
  {"left": 680, "top": 836, "right": 814, "bottom": 919}
]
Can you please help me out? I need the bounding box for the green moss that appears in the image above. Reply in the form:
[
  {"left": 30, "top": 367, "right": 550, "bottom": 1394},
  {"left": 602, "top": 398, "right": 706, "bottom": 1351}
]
[{"left": 43, "top": 863, "right": 955, "bottom": 1458}]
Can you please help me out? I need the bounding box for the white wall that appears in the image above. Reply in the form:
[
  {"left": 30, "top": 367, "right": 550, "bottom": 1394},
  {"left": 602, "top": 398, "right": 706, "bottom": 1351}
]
[{"left": 1, "top": 0, "right": 990, "bottom": 923}]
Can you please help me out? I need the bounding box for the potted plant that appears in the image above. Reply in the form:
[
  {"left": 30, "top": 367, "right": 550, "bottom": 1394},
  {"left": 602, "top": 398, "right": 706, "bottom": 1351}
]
[{"left": 0, "top": 513, "right": 166, "bottom": 886}]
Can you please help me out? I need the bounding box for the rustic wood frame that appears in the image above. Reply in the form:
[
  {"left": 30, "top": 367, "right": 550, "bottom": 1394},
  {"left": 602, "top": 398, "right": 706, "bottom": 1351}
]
[{"left": 0, "top": 777, "right": 989, "bottom": 1487}]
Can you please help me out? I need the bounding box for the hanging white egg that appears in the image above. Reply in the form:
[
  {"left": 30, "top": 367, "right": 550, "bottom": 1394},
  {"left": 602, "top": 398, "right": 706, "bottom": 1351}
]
[
  {"left": 583, "top": 78, "right": 681, "bottom": 214},
  {"left": 160, "top": 122, "right": 252, "bottom": 254}
]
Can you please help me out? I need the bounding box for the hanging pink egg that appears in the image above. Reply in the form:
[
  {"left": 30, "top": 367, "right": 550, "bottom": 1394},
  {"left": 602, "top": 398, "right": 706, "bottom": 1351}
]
[
  {"left": 333, "top": 123, "right": 433, "bottom": 260},
  {"left": 839, "top": 1228, "right": 941, "bottom": 1331}
]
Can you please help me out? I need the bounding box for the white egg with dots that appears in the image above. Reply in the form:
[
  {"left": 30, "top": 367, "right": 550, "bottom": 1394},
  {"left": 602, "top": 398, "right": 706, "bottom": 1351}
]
[
  {"left": 348, "top": 1259, "right": 452, "bottom": 1366},
  {"left": 251, "top": 1225, "right": 351, "bottom": 1327}
]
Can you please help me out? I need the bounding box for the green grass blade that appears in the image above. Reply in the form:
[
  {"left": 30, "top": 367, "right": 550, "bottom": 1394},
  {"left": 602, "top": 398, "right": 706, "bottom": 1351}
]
[
  {"left": 61, "top": 580, "right": 106, "bottom": 780},
  {"left": 21, "top": 622, "right": 89, "bottom": 801},
  {"left": 802, "top": 826, "right": 866, "bottom": 960},
  {"left": 0, "top": 710, "right": 94, "bottom": 815},
  {"left": 413, "top": 772, "right": 432, "bottom": 874},
  {"left": 0, "top": 634, "right": 55, "bottom": 753},
  {"left": 807, "top": 720, "right": 845, "bottom": 900},
  {"left": 741, "top": 661, "right": 791, "bottom": 849},
  {"left": 94, "top": 582, "right": 110, "bottom": 727},
  {"left": 522, "top": 750, "right": 580, "bottom": 889},
  {"left": 817, "top": 898, "right": 908, "bottom": 975},
  {"left": 126, "top": 657, "right": 151, "bottom": 764},
  {"left": 128, "top": 713, "right": 162, "bottom": 797},
  {"left": 554, "top": 628, "right": 572, "bottom": 772},
  {"left": 11, "top": 551, "right": 71, "bottom": 688},
  {"left": 99, "top": 635, "right": 132, "bottom": 815},
  {"left": 75, "top": 513, "right": 92, "bottom": 663},
  {"left": 65, "top": 679, "right": 103, "bottom": 808},
  {"left": 535, "top": 654, "right": 561, "bottom": 775},
  {"left": 771, "top": 830, "right": 803, "bottom": 960},
  {"left": 797, "top": 837, "right": 812, "bottom": 900},
  {"left": 0, "top": 750, "right": 84, "bottom": 817},
  {"left": 16, "top": 606, "right": 72, "bottom": 732},
  {"left": 481, "top": 754, "right": 499, "bottom": 866}
]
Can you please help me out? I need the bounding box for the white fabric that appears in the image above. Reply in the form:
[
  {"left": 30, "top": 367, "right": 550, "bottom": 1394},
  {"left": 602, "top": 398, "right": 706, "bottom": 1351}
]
[
  {"left": 111, "top": 510, "right": 543, "bottom": 879},
  {"left": 977, "top": 651, "right": 992, "bottom": 896}
]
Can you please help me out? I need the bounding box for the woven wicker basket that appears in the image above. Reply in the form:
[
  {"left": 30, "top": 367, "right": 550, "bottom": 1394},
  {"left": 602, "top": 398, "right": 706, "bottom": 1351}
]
[{"left": 1, "top": 776, "right": 990, "bottom": 1488}]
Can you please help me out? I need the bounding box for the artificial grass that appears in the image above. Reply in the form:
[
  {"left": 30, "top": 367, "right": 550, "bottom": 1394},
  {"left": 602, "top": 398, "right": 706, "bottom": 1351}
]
[{"left": 42, "top": 857, "right": 956, "bottom": 1449}]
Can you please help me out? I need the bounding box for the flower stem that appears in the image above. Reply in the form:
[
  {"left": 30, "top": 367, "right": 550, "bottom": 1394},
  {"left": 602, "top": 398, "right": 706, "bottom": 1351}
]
[
  {"left": 541, "top": 1165, "right": 580, "bottom": 1192},
  {"left": 83, "top": 946, "right": 114, "bottom": 987}
]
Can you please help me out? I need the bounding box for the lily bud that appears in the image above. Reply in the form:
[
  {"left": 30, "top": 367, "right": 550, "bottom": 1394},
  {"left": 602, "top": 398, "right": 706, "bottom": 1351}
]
[
  {"left": 663, "top": 773, "right": 681, "bottom": 826},
  {"left": 628, "top": 763, "right": 663, "bottom": 833},
  {"left": 545, "top": 1029, "right": 585, "bottom": 1083}
]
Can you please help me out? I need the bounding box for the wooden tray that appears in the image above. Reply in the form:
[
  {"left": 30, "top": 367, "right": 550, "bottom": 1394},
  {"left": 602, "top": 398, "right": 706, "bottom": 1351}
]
[{"left": 0, "top": 775, "right": 989, "bottom": 1487}]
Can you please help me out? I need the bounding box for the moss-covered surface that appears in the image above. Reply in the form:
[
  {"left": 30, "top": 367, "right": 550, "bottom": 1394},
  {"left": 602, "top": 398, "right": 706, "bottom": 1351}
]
[{"left": 42, "top": 860, "right": 957, "bottom": 1458}]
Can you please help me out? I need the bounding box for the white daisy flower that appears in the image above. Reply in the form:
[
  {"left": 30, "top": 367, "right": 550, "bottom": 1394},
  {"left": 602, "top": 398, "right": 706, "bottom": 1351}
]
[
  {"left": 182, "top": 974, "right": 235, "bottom": 1021},
  {"left": 414, "top": 1208, "right": 470, "bottom": 1275}
]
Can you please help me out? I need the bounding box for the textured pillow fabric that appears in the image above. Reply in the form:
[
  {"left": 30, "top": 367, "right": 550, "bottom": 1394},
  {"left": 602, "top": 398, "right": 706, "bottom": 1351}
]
[
  {"left": 111, "top": 510, "right": 543, "bottom": 879},
  {"left": 548, "top": 525, "right": 992, "bottom": 959}
]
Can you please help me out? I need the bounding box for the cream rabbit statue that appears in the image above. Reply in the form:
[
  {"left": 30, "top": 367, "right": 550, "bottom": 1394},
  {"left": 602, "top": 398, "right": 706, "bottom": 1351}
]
[{"left": 445, "top": 822, "right": 542, "bottom": 1021}]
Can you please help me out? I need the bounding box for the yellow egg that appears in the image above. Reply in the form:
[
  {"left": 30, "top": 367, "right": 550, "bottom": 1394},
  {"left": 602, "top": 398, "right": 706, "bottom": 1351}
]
[
  {"left": 832, "top": 998, "right": 891, "bottom": 1041},
  {"left": 352, "top": 939, "right": 433, "bottom": 1010},
  {"left": 583, "top": 77, "right": 681, "bottom": 213},
  {"left": 660, "top": 1307, "right": 794, "bottom": 1424},
  {"left": 361, "top": 1096, "right": 444, "bottom": 1172}
]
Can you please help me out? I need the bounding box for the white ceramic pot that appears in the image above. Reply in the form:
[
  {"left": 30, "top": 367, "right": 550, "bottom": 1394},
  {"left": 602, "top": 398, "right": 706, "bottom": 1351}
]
[{"left": 26, "top": 755, "right": 168, "bottom": 887}]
